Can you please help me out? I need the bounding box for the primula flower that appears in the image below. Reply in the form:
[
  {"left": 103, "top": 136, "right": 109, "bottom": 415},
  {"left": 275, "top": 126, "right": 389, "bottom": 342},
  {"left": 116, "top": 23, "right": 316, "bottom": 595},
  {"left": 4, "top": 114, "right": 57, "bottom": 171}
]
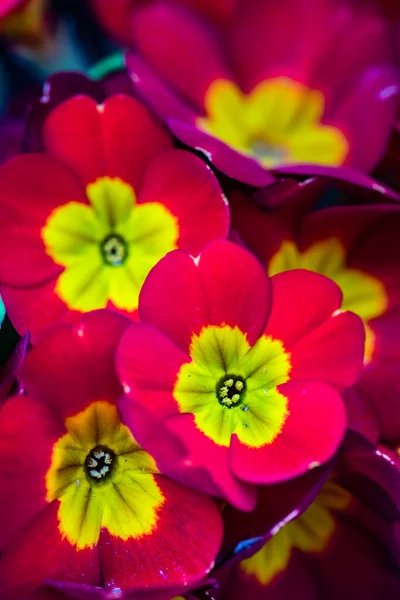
[
  {"left": 0, "top": 311, "right": 223, "bottom": 600},
  {"left": 0, "top": 93, "right": 229, "bottom": 341},
  {"left": 218, "top": 427, "right": 400, "bottom": 575},
  {"left": 217, "top": 431, "right": 400, "bottom": 600},
  {"left": 125, "top": 0, "right": 400, "bottom": 187},
  {"left": 230, "top": 193, "right": 400, "bottom": 445},
  {"left": 220, "top": 475, "right": 400, "bottom": 600},
  {"left": 117, "top": 240, "right": 365, "bottom": 511}
]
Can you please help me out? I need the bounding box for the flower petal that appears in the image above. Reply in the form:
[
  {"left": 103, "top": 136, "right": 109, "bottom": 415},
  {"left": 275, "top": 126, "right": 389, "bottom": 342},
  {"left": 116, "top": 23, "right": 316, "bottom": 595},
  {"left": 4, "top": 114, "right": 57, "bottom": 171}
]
[
  {"left": 169, "top": 118, "right": 277, "bottom": 187},
  {"left": 0, "top": 501, "right": 101, "bottom": 600},
  {"left": 336, "top": 432, "right": 400, "bottom": 521},
  {"left": 20, "top": 310, "right": 131, "bottom": 419},
  {"left": 25, "top": 72, "right": 105, "bottom": 153},
  {"left": 98, "top": 475, "right": 222, "bottom": 590},
  {"left": 43, "top": 95, "right": 172, "bottom": 187},
  {"left": 1, "top": 278, "right": 72, "bottom": 342},
  {"left": 290, "top": 310, "right": 365, "bottom": 391},
  {"left": 0, "top": 396, "right": 63, "bottom": 551},
  {"left": 138, "top": 250, "right": 207, "bottom": 352},
  {"left": 131, "top": 2, "right": 231, "bottom": 108},
  {"left": 137, "top": 149, "right": 230, "bottom": 255},
  {"left": 230, "top": 380, "right": 346, "bottom": 484},
  {"left": 0, "top": 154, "right": 86, "bottom": 287},
  {"left": 139, "top": 241, "right": 271, "bottom": 352},
  {"left": 265, "top": 270, "right": 343, "bottom": 348}
]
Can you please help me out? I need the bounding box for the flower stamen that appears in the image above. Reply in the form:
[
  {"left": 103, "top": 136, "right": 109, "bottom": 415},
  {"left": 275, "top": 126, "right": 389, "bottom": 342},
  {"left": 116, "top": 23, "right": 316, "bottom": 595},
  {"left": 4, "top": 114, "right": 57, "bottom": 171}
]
[
  {"left": 84, "top": 444, "right": 115, "bottom": 482},
  {"left": 101, "top": 233, "right": 128, "bottom": 266},
  {"left": 217, "top": 374, "right": 246, "bottom": 408}
]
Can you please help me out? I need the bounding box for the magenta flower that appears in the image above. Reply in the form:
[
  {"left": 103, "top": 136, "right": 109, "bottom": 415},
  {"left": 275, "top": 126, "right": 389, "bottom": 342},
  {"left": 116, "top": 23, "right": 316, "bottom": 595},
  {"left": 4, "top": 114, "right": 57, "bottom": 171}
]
[
  {"left": 0, "top": 311, "right": 223, "bottom": 600},
  {"left": 125, "top": 0, "right": 400, "bottom": 190}
]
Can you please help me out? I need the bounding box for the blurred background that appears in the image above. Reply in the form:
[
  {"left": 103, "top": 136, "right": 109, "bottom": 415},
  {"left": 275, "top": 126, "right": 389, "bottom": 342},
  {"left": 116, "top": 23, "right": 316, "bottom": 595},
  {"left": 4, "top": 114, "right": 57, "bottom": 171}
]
[{"left": 0, "top": 0, "right": 116, "bottom": 116}]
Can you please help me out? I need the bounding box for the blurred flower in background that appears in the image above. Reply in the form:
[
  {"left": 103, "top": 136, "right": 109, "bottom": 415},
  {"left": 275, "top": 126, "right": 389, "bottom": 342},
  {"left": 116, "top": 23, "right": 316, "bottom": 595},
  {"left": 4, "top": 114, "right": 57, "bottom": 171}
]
[{"left": 122, "top": 0, "right": 400, "bottom": 188}]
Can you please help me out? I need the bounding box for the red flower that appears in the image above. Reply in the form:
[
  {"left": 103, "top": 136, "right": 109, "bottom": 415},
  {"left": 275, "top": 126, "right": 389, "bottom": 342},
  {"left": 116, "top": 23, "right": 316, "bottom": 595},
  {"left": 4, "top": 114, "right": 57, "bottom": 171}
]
[
  {"left": 125, "top": 0, "right": 400, "bottom": 188},
  {"left": 216, "top": 429, "right": 400, "bottom": 600},
  {"left": 0, "top": 94, "right": 229, "bottom": 341},
  {"left": 0, "top": 311, "right": 223, "bottom": 600},
  {"left": 221, "top": 476, "right": 400, "bottom": 600},
  {"left": 117, "top": 241, "right": 365, "bottom": 511},
  {"left": 230, "top": 191, "right": 400, "bottom": 445}
]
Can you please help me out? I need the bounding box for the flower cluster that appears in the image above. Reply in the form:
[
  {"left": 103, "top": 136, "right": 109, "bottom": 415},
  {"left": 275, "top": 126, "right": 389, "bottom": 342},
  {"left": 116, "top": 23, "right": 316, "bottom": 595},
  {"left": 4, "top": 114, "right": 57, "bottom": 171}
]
[{"left": 0, "top": 1, "right": 400, "bottom": 599}]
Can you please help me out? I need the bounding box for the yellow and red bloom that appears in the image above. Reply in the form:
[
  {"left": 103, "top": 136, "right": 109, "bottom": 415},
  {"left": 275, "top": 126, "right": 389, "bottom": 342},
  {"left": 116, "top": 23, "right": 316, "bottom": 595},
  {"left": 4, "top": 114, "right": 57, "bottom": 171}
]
[
  {"left": 117, "top": 241, "right": 365, "bottom": 511},
  {"left": 230, "top": 192, "right": 400, "bottom": 446},
  {"left": 0, "top": 311, "right": 223, "bottom": 600},
  {"left": 221, "top": 476, "right": 400, "bottom": 600},
  {"left": 0, "top": 93, "right": 229, "bottom": 341},
  {"left": 125, "top": 0, "right": 400, "bottom": 188}
]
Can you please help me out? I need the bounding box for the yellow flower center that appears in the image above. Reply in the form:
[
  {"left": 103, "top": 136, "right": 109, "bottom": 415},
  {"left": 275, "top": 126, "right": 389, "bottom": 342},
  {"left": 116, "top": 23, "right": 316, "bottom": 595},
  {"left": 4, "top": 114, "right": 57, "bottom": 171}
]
[
  {"left": 45, "top": 401, "right": 164, "bottom": 550},
  {"left": 41, "top": 176, "right": 179, "bottom": 312},
  {"left": 173, "top": 325, "right": 291, "bottom": 448},
  {"left": 269, "top": 238, "right": 388, "bottom": 365},
  {"left": 197, "top": 77, "right": 349, "bottom": 168},
  {"left": 241, "top": 481, "right": 352, "bottom": 585}
]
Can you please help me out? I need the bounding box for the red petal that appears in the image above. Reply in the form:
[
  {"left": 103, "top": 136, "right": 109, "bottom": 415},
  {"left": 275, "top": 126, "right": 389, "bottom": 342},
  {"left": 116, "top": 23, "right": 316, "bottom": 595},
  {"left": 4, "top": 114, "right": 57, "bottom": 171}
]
[
  {"left": 1, "top": 279, "right": 71, "bottom": 342},
  {"left": 119, "top": 398, "right": 257, "bottom": 511},
  {"left": 138, "top": 149, "right": 229, "bottom": 255},
  {"left": 230, "top": 380, "right": 346, "bottom": 484},
  {"left": 0, "top": 501, "right": 101, "bottom": 600},
  {"left": 90, "top": 0, "right": 136, "bottom": 46},
  {"left": 139, "top": 241, "right": 271, "bottom": 352},
  {"left": 164, "top": 413, "right": 257, "bottom": 511},
  {"left": 265, "top": 270, "right": 343, "bottom": 348},
  {"left": 131, "top": 2, "right": 231, "bottom": 108},
  {"left": 0, "top": 396, "right": 63, "bottom": 551},
  {"left": 43, "top": 95, "right": 172, "bottom": 187},
  {"left": 99, "top": 476, "right": 223, "bottom": 590},
  {"left": 290, "top": 310, "right": 365, "bottom": 391},
  {"left": 138, "top": 251, "right": 207, "bottom": 352},
  {"left": 0, "top": 154, "right": 86, "bottom": 287},
  {"left": 20, "top": 310, "right": 131, "bottom": 420},
  {"left": 117, "top": 322, "right": 188, "bottom": 420}
]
